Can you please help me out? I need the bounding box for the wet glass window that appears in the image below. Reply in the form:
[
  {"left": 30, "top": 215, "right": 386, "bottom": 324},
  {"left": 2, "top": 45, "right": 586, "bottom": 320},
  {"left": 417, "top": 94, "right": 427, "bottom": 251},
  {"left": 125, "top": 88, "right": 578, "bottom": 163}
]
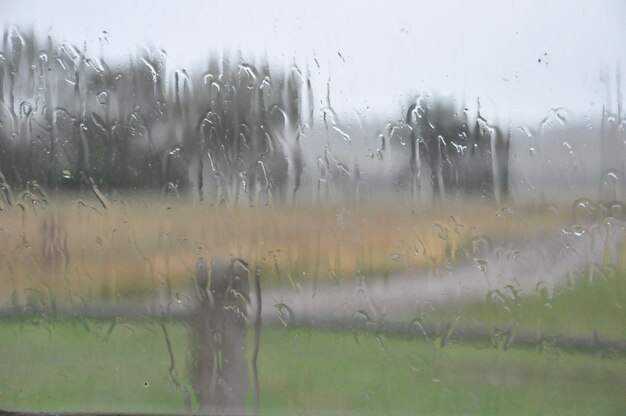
[{"left": 1, "top": 1, "right": 625, "bottom": 415}]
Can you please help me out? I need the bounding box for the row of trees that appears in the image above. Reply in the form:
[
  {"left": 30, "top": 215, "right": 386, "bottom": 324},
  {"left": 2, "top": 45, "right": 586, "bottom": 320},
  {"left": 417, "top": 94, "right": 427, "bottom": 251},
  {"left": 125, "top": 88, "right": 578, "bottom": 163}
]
[
  {"left": 0, "top": 27, "right": 512, "bottom": 204},
  {"left": 0, "top": 28, "right": 309, "bottom": 204},
  {"left": 388, "top": 95, "right": 510, "bottom": 202}
]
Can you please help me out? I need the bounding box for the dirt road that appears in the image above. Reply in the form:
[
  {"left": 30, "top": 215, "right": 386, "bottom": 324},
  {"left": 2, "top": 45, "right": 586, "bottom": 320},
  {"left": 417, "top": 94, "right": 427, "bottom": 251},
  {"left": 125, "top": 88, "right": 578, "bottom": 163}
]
[{"left": 255, "top": 219, "right": 626, "bottom": 328}]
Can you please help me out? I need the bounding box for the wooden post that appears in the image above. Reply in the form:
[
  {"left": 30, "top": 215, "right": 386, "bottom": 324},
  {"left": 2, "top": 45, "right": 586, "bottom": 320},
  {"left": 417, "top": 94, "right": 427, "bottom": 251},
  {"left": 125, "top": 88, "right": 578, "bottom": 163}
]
[{"left": 191, "top": 257, "right": 250, "bottom": 415}]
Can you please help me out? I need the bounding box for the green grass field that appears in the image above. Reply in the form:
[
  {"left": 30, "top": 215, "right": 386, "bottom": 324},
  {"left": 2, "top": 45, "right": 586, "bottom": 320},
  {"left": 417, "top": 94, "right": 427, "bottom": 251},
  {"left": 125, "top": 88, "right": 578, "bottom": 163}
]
[
  {"left": 429, "top": 266, "right": 626, "bottom": 341},
  {"left": 1, "top": 320, "right": 625, "bottom": 416}
]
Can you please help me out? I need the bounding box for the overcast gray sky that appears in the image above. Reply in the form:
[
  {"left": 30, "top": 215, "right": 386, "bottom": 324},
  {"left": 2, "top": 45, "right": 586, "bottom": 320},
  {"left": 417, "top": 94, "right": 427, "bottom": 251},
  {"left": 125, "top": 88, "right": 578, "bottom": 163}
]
[{"left": 2, "top": 0, "right": 625, "bottom": 122}]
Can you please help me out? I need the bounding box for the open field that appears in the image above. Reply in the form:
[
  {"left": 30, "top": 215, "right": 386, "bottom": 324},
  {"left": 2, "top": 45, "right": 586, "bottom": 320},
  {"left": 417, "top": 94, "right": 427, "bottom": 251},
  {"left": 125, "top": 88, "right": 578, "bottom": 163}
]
[
  {"left": 1, "top": 323, "right": 625, "bottom": 416},
  {"left": 1, "top": 197, "right": 624, "bottom": 414},
  {"left": 1, "top": 266, "right": 626, "bottom": 415},
  {"left": 0, "top": 196, "right": 578, "bottom": 302}
]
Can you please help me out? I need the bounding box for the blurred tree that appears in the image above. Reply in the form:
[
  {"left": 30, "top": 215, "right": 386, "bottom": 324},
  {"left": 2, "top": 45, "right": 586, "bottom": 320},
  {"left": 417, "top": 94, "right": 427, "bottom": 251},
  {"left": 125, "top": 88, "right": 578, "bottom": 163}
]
[{"left": 401, "top": 94, "right": 509, "bottom": 202}]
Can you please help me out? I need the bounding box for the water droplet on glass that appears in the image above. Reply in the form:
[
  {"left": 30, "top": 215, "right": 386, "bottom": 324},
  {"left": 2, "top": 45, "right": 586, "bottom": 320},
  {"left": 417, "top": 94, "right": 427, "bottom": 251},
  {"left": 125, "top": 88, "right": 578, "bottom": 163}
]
[
  {"left": 20, "top": 101, "right": 33, "bottom": 116},
  {"left": 475, "top": 258, "right": 488, "bottom": 274},
  {"left": 96, "top": 91, "right": 108, "bottom": 105},
  {"left": 175, "top": 292, "right": 186, "bottom": 304}
]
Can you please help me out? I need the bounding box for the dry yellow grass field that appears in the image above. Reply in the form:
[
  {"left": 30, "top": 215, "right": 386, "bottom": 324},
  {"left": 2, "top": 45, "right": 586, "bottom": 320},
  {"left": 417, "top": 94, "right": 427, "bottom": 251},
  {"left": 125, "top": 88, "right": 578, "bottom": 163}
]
[{"left": 0, "top": 194, "right": 575, "bottom": 302}]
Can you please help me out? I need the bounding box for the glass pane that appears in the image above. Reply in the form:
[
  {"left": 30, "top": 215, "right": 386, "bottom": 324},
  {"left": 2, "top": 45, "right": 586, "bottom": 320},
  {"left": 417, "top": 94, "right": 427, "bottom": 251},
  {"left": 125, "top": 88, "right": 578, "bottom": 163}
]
[{"left": 1, "top": 1, "right": 625, "bottom": 415}]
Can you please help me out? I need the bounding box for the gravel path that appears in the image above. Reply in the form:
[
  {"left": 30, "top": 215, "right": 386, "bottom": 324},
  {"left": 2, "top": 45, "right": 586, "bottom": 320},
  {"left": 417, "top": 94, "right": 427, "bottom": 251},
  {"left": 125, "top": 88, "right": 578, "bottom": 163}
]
[
  {"left": 2, "top": 218, "right": 624, "bottom": 338},
  {"left": 255, "top": 219, "right": 626, "bottom": 328}
]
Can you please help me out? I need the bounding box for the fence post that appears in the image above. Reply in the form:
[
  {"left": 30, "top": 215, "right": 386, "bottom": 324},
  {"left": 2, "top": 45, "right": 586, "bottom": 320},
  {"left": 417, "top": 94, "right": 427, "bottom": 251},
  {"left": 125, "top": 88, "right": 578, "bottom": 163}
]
[{"left": 191, "top": 257, "right": 250, "bottom": 415}]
